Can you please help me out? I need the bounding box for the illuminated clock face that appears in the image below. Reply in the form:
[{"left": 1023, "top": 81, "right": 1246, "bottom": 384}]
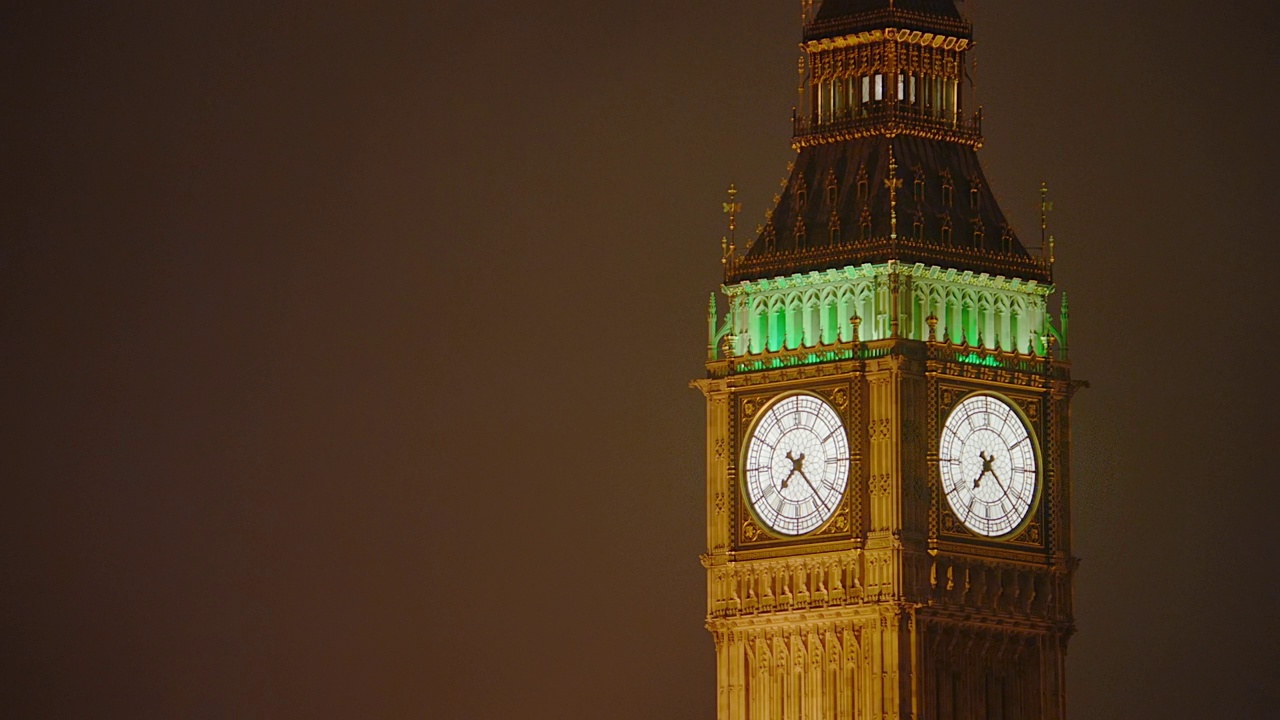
[
  {"left": 743, "top": 394, "right": 850, "bottom": 537},
  {"left": 938, "top": 395, "right": 1038, "bottom": 538}
]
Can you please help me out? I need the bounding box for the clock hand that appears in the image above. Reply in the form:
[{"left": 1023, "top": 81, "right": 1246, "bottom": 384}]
[
  {"left": 782, "top": 450, "right": 806, "bottom": 490},
  {"left": 974, "top": 450, "right": 997, "bottom": 489},
  {"left": 988, "top": 468, "right": 1008, "bottom": 492},
  {"left": 795, "top": 468, "right": 830, "bottom": 513},
  {"left": 779, "top": 450, "right": 792, "bottom": 489}
]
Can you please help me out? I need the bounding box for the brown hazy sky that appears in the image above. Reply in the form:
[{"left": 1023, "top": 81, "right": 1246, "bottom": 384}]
[{"left": 3, "top": 1, "right": 1279, "bottom": 718}]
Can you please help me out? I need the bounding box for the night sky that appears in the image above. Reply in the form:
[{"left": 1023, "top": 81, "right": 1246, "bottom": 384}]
[{"left": 4, "top": 2, "right": 1279, "bottom": 718}]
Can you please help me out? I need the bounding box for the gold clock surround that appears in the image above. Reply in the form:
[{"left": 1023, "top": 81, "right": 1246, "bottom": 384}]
[
  {"left": 936, "top": 391, "right": 1044, "bottom": 541},
  {"left": 734, "top": 383, "right": 864, "bottom": 551}
]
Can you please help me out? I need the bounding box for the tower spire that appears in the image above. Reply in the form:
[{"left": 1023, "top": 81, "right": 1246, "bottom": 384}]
[
  {"left": 1040, "top": 181, "right": 1053, "bottom": 250},
  {"left": 885, "top": 145, "right": 902, "bottom": 240},
  {"left": 1041, "top": 181, "right": 1057, "bottom": 272},
  {"left": 721, "top": 184, "right": 741, "bottom": 269}
]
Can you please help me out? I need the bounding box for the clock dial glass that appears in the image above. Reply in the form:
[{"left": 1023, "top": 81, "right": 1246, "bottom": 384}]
[
  {"left": 743, "top": 394, "right": 850, "bottom": 537},
  {"left": 938, "top": 395, "right": 1038, "bottom": 538}
]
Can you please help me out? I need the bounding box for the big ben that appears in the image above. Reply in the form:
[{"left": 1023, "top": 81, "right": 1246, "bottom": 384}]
[{"left": 692, "top": 2, "right": 1080, "bottom": 719}]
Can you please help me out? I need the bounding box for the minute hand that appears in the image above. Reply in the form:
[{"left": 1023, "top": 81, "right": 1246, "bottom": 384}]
[{"left": 796, "top": 468, "right": 830, "bottom": 513}]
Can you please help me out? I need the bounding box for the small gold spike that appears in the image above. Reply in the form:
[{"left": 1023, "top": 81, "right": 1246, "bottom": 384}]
[
  {"left": 1040, "top": 181, "right": 1054, "bottom": 252},
  {"left": 721, "top": 184, "right": 741, "bottom": 265},
  {"left": 885, "top": 145, "right": 903, "bottom": 240}
]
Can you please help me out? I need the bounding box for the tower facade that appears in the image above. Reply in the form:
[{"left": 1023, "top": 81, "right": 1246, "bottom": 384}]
[{"left": 693, "top": 3, "right": 1079, "bottom": 719}]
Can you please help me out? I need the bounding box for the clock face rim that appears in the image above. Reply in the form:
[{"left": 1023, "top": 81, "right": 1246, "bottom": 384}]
[
  {"left": 740, "top": 391, "right": 850, "bottom": 539},
  {"left": 937, "top": 392, "right": 1042, "bottom": 540}
]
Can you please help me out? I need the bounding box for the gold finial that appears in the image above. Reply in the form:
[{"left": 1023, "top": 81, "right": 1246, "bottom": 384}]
[
  {"left": 723, "top": 184, "right": 741, "bottom": 234},
  {"left": 885, "top": 145, "right": 903, "bottom": 240},
  {"left": 721, "top": 184, "right": 742, "bottom": 266},
  {"left": 1040, "top": 181, "right": 1054, "bottom": 254},
  {"left": 797, "top": 55, "right": 806, "bottom": 111}
]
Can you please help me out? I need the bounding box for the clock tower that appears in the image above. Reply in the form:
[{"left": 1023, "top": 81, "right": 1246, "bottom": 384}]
[{"left": 693, "top": 2, "right": 1080, "bottom": 719}]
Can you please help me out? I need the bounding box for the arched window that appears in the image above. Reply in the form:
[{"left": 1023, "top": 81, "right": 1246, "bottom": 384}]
[
  {"left": 805, "top": 298, "right": 821, "bottom": 347},
  {"left": 913, "top": 291, "right": 928, "bottom": 340},
  {"left": 824, "top": 298, "right": 839, "bottom": 344},
  {"left": 753, "top": 304, "right": 769, "bottom": 354},
  {"left": 1011, "top": 306, "right": 1022, "bottom": 353},
  {"left": 787, "top": 301, "right": 804, "bottom": 350},
  {"left": 770, "top": 305, "right": 787, "bottom": 352}
]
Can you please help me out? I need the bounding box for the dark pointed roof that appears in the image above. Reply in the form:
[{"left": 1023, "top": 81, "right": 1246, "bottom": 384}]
[
  {"left": 806, "top": 0, "right": 969, "bottom": 41},
  {"left": 729, "top": 136, "right": 1050, "bottom": 284},
  {"left": 815, "top": 0, "right": 962, "bottom": 22}
]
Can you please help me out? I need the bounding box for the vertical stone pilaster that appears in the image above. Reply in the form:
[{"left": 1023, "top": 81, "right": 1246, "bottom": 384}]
[
  {"left": 706, "top": 389, "right": 731, "bottom": 557},
  {"left": 867, "top": 358, "right": 902, "bottom": 538}
]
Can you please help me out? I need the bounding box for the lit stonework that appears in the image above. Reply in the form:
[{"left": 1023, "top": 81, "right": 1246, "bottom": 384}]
[{"left": 693, "top": 2, "right": 1080, "bottom": 718}]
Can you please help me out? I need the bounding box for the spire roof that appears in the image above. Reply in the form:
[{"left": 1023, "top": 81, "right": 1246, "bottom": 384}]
[
  {"left": 729, "top": 136, "right": 1050, "bottom": 284},
  {"left": 806, "top": 0, "right": 969, "bottom": 41},
  {"left": 814, "top": 0, "right": 962, "bottom": 22},
  {"left": 725, "top": 0, "right": 1045, "bottom": 285}
]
